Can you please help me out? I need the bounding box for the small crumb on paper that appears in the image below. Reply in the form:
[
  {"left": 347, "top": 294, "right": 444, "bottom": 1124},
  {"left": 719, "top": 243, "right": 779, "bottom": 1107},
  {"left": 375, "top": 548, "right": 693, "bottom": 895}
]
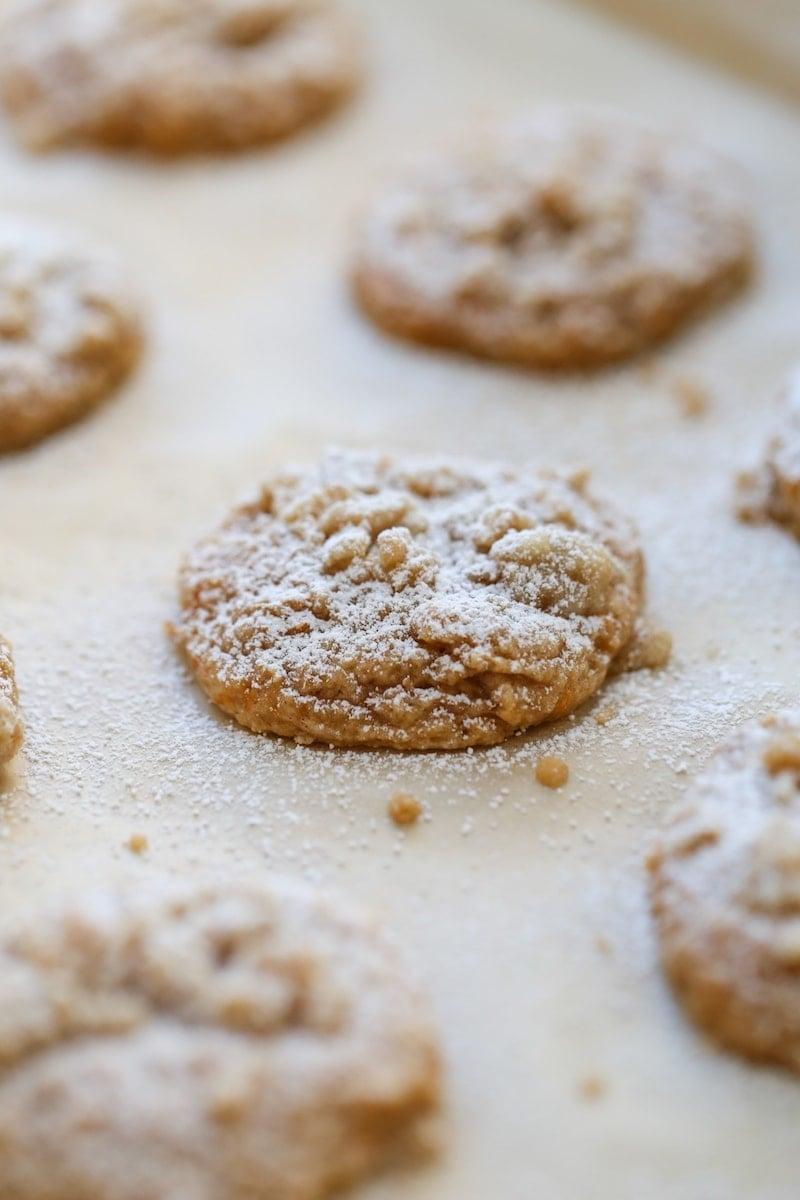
[
  {"left": 535, "top": 756, "right": 569, "bottom": 789},
  {"left": 578, "top": 1074, "right": 607, "bottom": 1101},
  {"left": 673, "top": 375, "right": 712, "bottom": 419},
  {"left": 594, "top": 704, "right": 617, "bottom": 727},
  {"left": 388, "top": 791, "right": 422, "bottom": 827}
]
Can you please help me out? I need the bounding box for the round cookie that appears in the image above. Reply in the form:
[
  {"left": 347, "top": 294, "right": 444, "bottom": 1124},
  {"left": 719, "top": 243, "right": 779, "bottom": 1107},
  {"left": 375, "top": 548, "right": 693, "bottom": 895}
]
[
  {"left": 0, "top": 637, "right": 23, "bottom": 764},
  {"left": 353, "top": 105, "right": 753, "bottom": 369},
  {"left": 0, "top": 216, "right": 142, "bottom": 452},
  {"left": 737, "top": 369, "right": 800, "bottom": 539},
  {"left": 648, "top": 709, "right": 800, "bottom": 1071},
  {"left": 0, "top": 879, "right": 441, "bottom": 1200},
  {"left": 172, "top": 449, "right": 645, "bottom": 750},
  {"left": 0, "top": 0, "right": 359, "bottom": 156}
]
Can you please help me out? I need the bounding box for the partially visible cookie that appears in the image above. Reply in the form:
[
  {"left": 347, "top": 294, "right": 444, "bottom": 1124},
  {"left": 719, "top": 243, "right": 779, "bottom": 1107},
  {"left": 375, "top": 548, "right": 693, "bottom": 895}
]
[
  {"left": 353, "top": 105, "right": 753, "bottom": 369},
  {"left": 0, "top": 0, "right": 359, "bottom": 156},
  {"left": 0, "top": 637, "right": 23, "bottom": 764},
  {"left": 172, "top": 449, "right": 645, "bottom": 750},
  {"left": 0, "top": 878, "right": 441, "bottom": 1200},
  {"left": 0, "top": 216, "right": 142, "bottom": 452},
  {"left": 648, "top": 709, "right": 800, "bottom": 1071},
  {"left": 737, "top": 369, "right": 800, "bottom": 539}
]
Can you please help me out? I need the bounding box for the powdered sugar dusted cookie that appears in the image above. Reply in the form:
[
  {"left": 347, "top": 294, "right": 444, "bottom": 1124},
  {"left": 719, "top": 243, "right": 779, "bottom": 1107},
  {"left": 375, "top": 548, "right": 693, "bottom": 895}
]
[
  {"left": 353, "top": 105, "right": 753, "bottom": 369},
  {"left": 0, "top": 217, "right": 142, "bottom": 452},
  {"left": 649, "top": 709, "right": 800, "bottom": 1071},
  {"left": 737, "top": 369, "right": 800, "bottom": 539},
  {"left": 0, "top": 638, "right": 23, "bottom": 764},
  {"left": 0, "top": 0, "right": 359, "bottom": 156},
  {"left": 0, "top": 878, "right": 441, "bottom": 1200},
  {"left": 173, "top": 449, "right": 645, "bottom": 749}
]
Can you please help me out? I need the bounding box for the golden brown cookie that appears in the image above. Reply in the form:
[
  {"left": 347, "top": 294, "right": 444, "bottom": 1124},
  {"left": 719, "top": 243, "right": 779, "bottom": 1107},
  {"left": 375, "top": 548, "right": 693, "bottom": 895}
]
[
  {"left": 649, "top": 709, "right": 800, "bottom": 1071},
  {"left": 353, "top": 105, "right": 753, "bottom": 370},
  {"left": 0, "top": 878, "right": 441, "bottom": 1200},
  {"left": 0, "top": 637, "right": 23, "bottom": 764},
  {"left": 0, "top": 0, "right": 359, "bottom": 156},
  {"left": 172, "top": 449, "right": 645, "bottom": 749},
  {"left": 737, "top": 369, "right": 800, "bottom": 539},
  {"left": 0, "top": 216, "right": 142, "bottom": 452}
]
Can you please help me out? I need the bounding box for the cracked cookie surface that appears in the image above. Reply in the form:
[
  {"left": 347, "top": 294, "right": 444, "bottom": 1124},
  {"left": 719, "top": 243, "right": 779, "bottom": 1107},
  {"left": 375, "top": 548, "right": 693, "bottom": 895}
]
[
  {"left": 173, "top": 449, "right": 645, "bottom": 749},
  {"left": 0, "top": 217, "right": 142, "bottom": 452},
  {"left": 737, "top": 369, "right": 800, "bottom": 539},
  {"left": 649, "top": 709, "right": 800, "bottom": 1071},
  {"left": 353, "top": 105, "right": 753, "bottom": 369},
  {"left": 0, "top": 0, "right": 359, "bottom": 156},
  {"left": 0, "top": 879, "right": 441, "bottom": 1200},
  {"left": 0, "top": 638, "right": 22, "bottom": 764}
]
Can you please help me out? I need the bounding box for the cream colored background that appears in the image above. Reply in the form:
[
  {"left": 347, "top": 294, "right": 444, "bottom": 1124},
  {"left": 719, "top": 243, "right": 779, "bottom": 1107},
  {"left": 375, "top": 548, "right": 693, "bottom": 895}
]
[
  {"left": 1, "top": 1, "right": 800, "bottom": 1197},
  {"left": 578, "top": 0, "right": 800, "bottom": 106}
]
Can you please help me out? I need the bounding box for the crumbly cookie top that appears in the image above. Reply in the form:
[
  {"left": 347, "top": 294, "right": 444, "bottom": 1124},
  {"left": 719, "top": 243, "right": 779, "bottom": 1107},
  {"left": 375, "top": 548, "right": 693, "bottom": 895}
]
[
  {"left": 0, "top": 880, "right": 440, "bottom": 1200},
  {"left": 356, "top": 105, "right": 751, "bottom": 318},
  {"left": 0, "top": 637, "right": 23, "bottom": 765},
  {"left": 174, "top": 450, "right": 643, "bottom": 747}
]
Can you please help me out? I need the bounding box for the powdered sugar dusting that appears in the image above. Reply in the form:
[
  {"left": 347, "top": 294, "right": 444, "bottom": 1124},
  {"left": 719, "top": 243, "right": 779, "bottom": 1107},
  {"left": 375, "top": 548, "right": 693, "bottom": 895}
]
[{"left": 173, "top": 448, "right": 644, "bottom": 749}]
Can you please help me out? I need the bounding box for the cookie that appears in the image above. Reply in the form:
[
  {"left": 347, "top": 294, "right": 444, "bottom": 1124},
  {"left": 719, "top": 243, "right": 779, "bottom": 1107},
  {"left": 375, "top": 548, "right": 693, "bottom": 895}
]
[
  {"left": 172, "top": 449, "right": 645, "bottom": 750},
  {"left": 0, "top": 0, "right": 359, "bottom": 156},
  {"left": 648, "top": 709, "right": 800, "bottom": 1071},
  {"left": 0, "top": 217, "right": 142, "bottom": 452},
  {"left": 353, "top": 105, "right": 753, "bottom": 369},
  {"left": 0, "top": 638, "right": 23, "bottom": 764},
  {"left": 0, "top": 878, "right": 441, "bottom": 1200},
  {"left": 737, "top": 369, "right": 800, "bottom": 539}
]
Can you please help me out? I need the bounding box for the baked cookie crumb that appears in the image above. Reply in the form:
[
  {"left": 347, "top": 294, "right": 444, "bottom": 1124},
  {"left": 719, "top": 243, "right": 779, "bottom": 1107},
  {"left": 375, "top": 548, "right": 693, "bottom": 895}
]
[
  {"left": 0, "top": 637, "right": 23, "bottom": 765},
  {"left": 388, "top": 791, "right": 422, "bottom": 827},
  {"left": 673, "top": 375, "right": 712, "bottom": 419},
  {"left": 535, "top": 755, "right": 569, "bottom": 789},
  {"left": 762, "top": 735, "right": 800, "bottom": 777},
  {"left": 594, "top": 704, "right": 617, "bottom": 727},
  {"left": 611, "top": 619, "right": 672, "bottom": 675},
  {"left": 578, "top": 1074, "right": 607, "bottom": 1101}
]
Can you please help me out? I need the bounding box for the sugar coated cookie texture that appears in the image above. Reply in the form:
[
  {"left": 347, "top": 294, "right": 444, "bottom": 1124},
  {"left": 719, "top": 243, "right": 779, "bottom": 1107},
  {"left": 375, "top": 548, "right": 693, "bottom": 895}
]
[
  {"left": 354, "top": 105, "right": 753, "bottom": 369},
  {"left": 173, "top": 449, "right": 645, "bottom": 749},
  {"left": 649, "top": 710, "right": 800, "bottom": 1071},
  {"left": 0, "top": 879, "right": 441, "bottom": 1200}
]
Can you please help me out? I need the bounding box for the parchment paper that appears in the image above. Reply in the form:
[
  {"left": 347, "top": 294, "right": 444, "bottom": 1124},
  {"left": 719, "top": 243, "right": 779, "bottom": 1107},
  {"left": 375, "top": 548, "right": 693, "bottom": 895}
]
[{"left": 1, "top": 1, "right": 800, "bottom": 1196}]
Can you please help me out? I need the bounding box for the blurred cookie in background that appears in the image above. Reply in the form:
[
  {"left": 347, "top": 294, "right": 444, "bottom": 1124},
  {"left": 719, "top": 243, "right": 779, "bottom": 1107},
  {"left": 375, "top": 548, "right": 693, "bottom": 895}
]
[
  {"left": 0, "top": 0, "right": 360, "bottom": 156},
  {"left": 0, "top": 877, "right": 442, "bottom": 1200},
  {"left": 0, "top": 216, "right": 142, "bottom": 452},
  {"left": 353, "top": 104, "right": 754, "bottom": 370},
  {"left": 649, "top": 709, "right": 800, "bottom": 1072},
  {"left": 737, "top": 368, "right": 800, "bottom": 540},
  {"left": 0, "top": 637, "right": 22, "bottom": 765}
]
